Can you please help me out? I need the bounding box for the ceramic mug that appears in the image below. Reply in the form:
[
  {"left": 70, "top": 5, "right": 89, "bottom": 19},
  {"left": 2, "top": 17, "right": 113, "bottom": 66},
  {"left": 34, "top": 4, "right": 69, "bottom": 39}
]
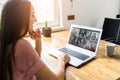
[{"left": 105, "top": 42, "right": 118, "bottom": 56}]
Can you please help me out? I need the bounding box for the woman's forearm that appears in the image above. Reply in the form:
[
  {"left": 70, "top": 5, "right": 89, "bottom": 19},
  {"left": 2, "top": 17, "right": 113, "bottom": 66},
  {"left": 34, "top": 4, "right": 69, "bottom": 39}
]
[
  {"left": 35, "top": 53, "right": 70, "bottom": 80},
  {"left": 35, "top": 38, "right": 42, "bottom": 57},
  {"left": 55, "top": 63, "right": 65, "bottom": 80}
]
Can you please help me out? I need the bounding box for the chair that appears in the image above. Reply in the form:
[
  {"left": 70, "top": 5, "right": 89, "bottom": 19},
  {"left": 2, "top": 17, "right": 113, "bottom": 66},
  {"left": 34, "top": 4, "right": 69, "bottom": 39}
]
[{"left": 101, "top": 17, "right": 120, "bottom": 45}]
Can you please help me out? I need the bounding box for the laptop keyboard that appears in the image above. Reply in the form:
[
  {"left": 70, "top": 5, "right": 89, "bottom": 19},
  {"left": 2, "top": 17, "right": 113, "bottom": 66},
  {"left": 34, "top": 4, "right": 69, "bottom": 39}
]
[{"left": 58, "top": 47, "right": 90, "bottom": 61}]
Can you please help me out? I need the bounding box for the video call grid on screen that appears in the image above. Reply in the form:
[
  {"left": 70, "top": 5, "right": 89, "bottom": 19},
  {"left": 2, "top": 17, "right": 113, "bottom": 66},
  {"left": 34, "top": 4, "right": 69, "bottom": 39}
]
[{"left": 68, "top": 27, "right": 100, "bottom": 52}]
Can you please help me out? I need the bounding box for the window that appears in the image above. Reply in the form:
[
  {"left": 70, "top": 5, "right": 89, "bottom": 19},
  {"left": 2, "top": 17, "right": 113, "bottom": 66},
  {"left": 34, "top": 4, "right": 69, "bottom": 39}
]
[
  {"left": 0, "top": 0, "right": 60, "bottom": 28},
  {"left": 0, "top": 0, "right": 4, "bottom": 4},
  {"left": 30, "top": 0, "right": 60, "bottom": 28}
]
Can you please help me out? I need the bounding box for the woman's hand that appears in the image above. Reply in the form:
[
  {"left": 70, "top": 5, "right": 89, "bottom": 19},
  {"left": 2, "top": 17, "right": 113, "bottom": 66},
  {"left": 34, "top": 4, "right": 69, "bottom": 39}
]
[
  {"left": 29, "top": 29, "right": 41, "bottom": 40},
  {"left": 58, "top": 53, "right": 70, "bottom": 67},
  {"left": 29, "top": 29, "right": 42, "bottom": 56}
]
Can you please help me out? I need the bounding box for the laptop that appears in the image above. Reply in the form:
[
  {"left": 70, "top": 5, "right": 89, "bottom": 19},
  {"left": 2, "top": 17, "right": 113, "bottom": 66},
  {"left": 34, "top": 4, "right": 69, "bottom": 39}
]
[{"left": 49, "top": 24, "right": 102, "bottom": 67}]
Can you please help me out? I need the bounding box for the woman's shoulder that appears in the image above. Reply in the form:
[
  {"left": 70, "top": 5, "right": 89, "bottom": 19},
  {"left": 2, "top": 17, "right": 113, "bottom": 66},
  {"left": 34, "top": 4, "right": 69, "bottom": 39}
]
[
  {"left": 17, "top": 38, "right": 30, "bottom": 44},
  {"left": 15, "top": 38, "right": 33, "bottom": 50},
  {"left": 16, "top": 38, "right": 31, "bottom": 46},
  {"left": 15, "top": 38, "right": 36, "bottom": 57}
]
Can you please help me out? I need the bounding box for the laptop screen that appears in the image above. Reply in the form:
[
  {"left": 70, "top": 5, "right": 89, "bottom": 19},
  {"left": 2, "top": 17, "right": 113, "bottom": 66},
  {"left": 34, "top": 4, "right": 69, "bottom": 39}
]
[{"left": 68, "top": 27, "right": 100, "bottom": 52}]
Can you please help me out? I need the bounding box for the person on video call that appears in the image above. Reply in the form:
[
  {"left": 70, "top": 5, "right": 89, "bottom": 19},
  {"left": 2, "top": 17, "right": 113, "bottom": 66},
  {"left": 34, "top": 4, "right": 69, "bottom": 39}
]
[
  {"left": 0, "top": 0, "right": 70, "bottom": 80},
  {"left": 77, "top": 29, "right": 87, "bottom": 47},
  {"left": 90, "top": 33, "right": 96, "bottom": 41}
]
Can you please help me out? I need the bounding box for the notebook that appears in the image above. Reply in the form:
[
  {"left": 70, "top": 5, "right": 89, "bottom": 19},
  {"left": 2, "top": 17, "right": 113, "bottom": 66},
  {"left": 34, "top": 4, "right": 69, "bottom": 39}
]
[{"left": 49, "top": 24, "right": 102, "bottom": 67}]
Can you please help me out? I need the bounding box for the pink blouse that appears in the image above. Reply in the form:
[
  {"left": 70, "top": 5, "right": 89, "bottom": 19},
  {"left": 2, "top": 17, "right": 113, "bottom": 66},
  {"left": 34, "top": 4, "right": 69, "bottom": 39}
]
[{"left": 13, "top": 39, "right": 44, "bottom": 80}]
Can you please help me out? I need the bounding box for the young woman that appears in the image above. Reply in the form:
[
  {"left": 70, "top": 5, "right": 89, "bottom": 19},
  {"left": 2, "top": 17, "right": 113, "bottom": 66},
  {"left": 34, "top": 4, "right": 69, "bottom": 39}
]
[{"left": 0, "top": 0, "right": 70, "bottom": 80}]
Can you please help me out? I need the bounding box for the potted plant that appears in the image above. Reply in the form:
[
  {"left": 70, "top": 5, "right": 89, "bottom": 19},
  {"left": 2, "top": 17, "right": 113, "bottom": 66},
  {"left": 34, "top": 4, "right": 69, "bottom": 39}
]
[{"left": 42, "top": 21, "right": 52, "bottom": 37}]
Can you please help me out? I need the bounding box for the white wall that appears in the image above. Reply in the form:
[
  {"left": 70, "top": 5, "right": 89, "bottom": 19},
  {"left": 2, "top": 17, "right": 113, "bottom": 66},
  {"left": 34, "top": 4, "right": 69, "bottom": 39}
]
[{"left": 61, "top": 0, "right": 120, "bottom": 29}]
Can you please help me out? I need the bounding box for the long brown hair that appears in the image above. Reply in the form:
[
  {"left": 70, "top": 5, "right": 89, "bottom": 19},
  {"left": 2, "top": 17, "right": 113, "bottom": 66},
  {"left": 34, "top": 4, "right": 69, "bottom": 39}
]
[{"left": 0, "top": 0, "right": 31, "bottom": 80}]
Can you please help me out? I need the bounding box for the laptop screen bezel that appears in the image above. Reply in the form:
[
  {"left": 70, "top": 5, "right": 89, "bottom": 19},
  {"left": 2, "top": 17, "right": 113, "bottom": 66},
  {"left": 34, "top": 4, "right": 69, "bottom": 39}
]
[{"left": 66, "top": 24, "right": 102, "bottom": 56}]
